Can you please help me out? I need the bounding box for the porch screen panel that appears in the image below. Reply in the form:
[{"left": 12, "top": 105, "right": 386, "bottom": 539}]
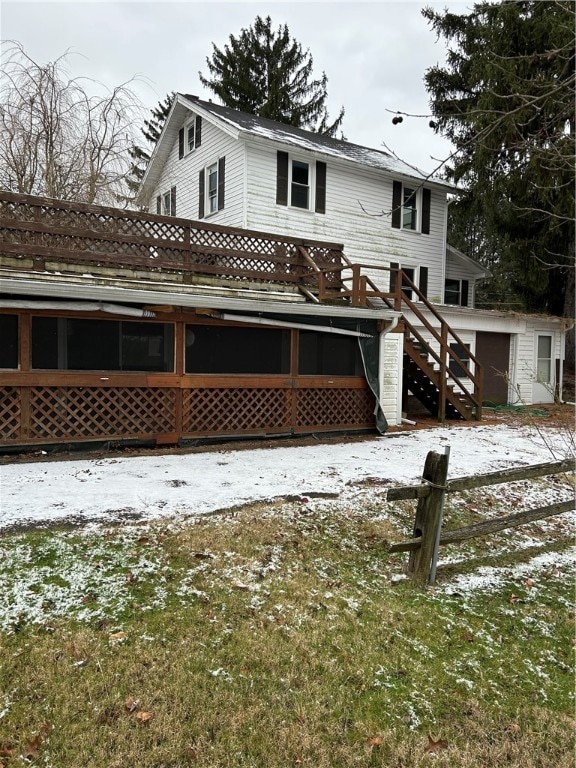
[
  {"left": 0, "top": 315, "right": 18, "bottom": 369},
  {"left": 31, "top": 317, "right": 174, "bottom": 372},
  {"left": 298, "top": 331, "right": 363, "bottom": 376},
  {"left": 185, "top": 324, "right": 290, "bottom": 374}
]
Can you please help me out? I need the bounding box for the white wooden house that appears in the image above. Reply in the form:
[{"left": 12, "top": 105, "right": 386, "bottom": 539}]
[{"left": 139, "top": 94, "right": 570, "bottom": 418}]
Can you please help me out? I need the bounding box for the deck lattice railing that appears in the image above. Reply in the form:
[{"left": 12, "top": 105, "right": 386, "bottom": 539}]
[{"left": 0, "top": 191, "right": 344, "bottom": 288}]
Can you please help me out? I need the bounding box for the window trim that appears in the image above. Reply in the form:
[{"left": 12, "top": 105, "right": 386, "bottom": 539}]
[
  {"left": 199, "top": 157, "right": 225, "bottom": 218},
  {"left": 392, "top": 181, "right": 431, "bottom": 234},
  {"left": 157, "top": 186, "right": 176, "bottom": 217},
  {"left": 186, "top": 121, "right": 196, "bottom": 154},
  {"left": 276, "top": 151, "right": 326, "bottom": 214},
  {"left": 290, "top": 158, "right": 311, "bottom": 210},
  {"left": 389, "top": 262, "right": 428, "bottom": 301},
  {"left": 207, "top": 162, "right": 218, "bottom": 214},
  {"left": 178, "top": 115, "right": 202, "bottom": 159}
]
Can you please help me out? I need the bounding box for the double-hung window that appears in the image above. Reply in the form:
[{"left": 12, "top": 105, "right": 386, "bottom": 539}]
[
  {"left": 402, "top": 187, "right": 417, "bottom": 230},
  {"left": 178, "top": 115, "right": 202, "bottom": 158},
  {"left": 276, "top": 151, "right": 327, "bottom": 214},
  {"left": 187, "top": 122, "right": 196, "bottom": 153},
  {"left": 207, "top": 163, "right": 218, "bottom": 214},
  {"left": 291, "top": 160, "right": 310, "bottom": 209},
  {"left": 156, "top": 186, "right": 176, "bottom": 217},
  {"left": 198, "top": 157, "right": 225, "bottom": 218},
  {"left": 444, "top": 279, "right": 469, "bottom": 307},
  {"left": 392, "top": 181, "right": 431, "bottom": 234}
]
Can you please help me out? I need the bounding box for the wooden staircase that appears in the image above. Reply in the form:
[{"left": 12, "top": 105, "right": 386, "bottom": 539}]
[{"left": 305, "top": 257, "right": 483, "bottom": 422}]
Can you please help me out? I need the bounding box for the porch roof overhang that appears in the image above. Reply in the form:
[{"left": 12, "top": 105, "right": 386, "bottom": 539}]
[{"left": 0, "top": 274, "right": 400, "bottom": 325}]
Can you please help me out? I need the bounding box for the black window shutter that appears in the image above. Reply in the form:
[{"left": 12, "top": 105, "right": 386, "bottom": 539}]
[
  {"left": 198, "top": 169, "right": 205, "bottom": 219},
  {"left": 195, "top": 116, "right": 202, "bottom": 147},
  {"left": 389, "top": 261, "right": 399, "bottom": 292},
  {"left": 218, "top": 157, "right": 225, "bottom": 211},
  {"left": 391, "top": 181, "right": 402, "bottom": 228},
  {"left": 315, "top": 161, "right": 326, "bottom": 214},
  {"left": 178, "top": 128, "right": 184, "bottom": 159},
  {"left": 170, "top": 186, "right": 176, "bottom": 217},
  {"left": 419, "top": 266, "right": 428, "bottom": 298},
  {"left": 276, "top": 151, "right": 289, "bottom": 206},
  {"left": 421, "top": 188, "right": 431, "bottom": 234},
  {"left": 461, "top": 280, "right": 469, "bottom": 307},
  {"left": 156, "top": 195, "right": 161, "bottom": 215}
]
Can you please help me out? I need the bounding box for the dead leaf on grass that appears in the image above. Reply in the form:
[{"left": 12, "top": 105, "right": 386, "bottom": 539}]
[
  {"left": 524, "top": 578, "right": 535, "bottom": 589},
  {"left": 135, "top": 711, "right": 154, "bottom": 722},
  {"left": 425, "top": 734, "right": 448, "bottom": 753},
  {"left": 109, "top": 631, "right": 127, "bottom": 642},
  {"left": 367, "top": 735, "right": 384, "bottom": 747},
  {"left": 124, "top": 697, "right": 141, "bottom": 713}
]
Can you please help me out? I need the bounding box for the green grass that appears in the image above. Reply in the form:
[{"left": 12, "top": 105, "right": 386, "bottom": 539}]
[{"left": 0, "top": 487, "right": 574, "bottom": 767}]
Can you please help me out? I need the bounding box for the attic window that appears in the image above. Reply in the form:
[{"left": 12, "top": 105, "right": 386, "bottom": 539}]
[
  {"left": 187, "top": 123, "right": 196, "bottom": 153},
  {"left": 178, "top": 116, "right": 202, "bottom": 158}
]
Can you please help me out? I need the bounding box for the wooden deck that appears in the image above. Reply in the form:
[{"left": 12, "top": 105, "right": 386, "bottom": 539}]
[
  {"left": 0, "top": 191, "right": 345, "bottom": 291},
  {"left": 0, "top": 192, "right": 483, "bottom": 450}
]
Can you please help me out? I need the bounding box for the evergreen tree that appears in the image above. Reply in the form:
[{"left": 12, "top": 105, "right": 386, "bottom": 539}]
[
  {"left": 423, "top": 1, "right": 575, "bottom": 331},
  {"left": 126, "top": 92, "right": 175, "bottom": 201},
  {"left": 199, "top": 15, "right": 344, "bottom": 136}
]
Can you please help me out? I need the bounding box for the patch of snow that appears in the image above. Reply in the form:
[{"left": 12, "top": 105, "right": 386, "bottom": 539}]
[{"left": 0, "top": 423, "right": 572, "bottom": 532}]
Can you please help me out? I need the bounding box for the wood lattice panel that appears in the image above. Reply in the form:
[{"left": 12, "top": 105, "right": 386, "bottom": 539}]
[
  {"left": 296, "top": 388, "right": 375, "bottom": 428},
  {"left": 0, "top": 387, "right": 21, "bottom": 440},
  {"left": 183, "top": 388, "right": 291, "bottom": 434},
  {"left": 29, "top": 387, "right": 176, "bottom": 440},
  {"left": 0, "top": 191, "right": 346, "bottom": 290}
]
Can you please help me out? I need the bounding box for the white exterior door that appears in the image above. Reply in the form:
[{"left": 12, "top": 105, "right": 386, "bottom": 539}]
[{"left": 533, "top": 333, "right": 555, "bottom": 403}]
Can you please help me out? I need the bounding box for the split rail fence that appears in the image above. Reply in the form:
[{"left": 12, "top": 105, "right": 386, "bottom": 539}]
[{"left": 387, "top": 452, "right": 575, "bottom": 585}]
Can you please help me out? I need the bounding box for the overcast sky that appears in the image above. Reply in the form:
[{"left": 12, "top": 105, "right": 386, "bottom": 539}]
[{"left": 1, "top": 1, "right": 469, "bottom": 174}]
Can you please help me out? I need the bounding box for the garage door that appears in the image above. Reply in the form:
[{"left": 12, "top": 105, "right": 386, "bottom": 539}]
[{"left": 475, "top": 332, "right": 511, "bottom": 405}]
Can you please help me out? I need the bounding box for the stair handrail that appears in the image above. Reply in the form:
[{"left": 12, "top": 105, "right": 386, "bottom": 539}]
[{"left": 312, "top": 261, "right": 483, "bottom": 414}]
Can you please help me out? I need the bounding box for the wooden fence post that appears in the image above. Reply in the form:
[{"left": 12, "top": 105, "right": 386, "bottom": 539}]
[{"left": 407, "top": 450, "right": 450, "bottom": 584}]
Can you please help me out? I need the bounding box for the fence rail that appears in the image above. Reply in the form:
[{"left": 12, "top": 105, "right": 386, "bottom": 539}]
[{"left": 387, "top": 452, "right": 575, "bottom": 584}]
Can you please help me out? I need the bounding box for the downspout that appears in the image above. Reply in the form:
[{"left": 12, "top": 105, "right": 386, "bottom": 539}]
[
  {"left": 379, "top": 316, "right": 400, "bottom": 426},
  {"left": 358, "top": 316, "right": 400, "bottom": 434}
]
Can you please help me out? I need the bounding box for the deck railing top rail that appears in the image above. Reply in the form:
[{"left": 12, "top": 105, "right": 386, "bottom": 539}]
[{"left": 0, "top": 191, "right": 345, "bottom": 288}]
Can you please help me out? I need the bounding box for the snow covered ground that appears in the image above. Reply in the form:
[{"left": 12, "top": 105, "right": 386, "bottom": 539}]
[{"left": 0, "top": 422, "right": 573, "bottom": 532}]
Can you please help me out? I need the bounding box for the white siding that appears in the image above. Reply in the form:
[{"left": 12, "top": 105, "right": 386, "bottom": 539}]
[
  {"left": 512, "top": 318, "right": 563, "bottom": 405},
  {"left": 244, "top": 142, "right": 447, "bottom": 299},
  {"left": 380, "top": 331, "right": 403, "bottom": 426},
  {"left": 149, "top": 117, "right": 246, "bottom": 227}
]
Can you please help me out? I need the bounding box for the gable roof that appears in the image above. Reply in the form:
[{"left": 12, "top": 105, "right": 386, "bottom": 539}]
[
  {"left": 139, "top": 94, "right": 455, "bottom": 199},
  {"left": 446, "top": 244, "right": 491, "bottom": 279}
]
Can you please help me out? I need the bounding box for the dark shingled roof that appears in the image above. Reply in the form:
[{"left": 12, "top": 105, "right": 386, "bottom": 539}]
[{"left": 180, "top": 94, "right": 450, "bottom": 187}]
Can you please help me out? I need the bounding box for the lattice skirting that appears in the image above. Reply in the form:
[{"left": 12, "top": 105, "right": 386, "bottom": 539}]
[
  {"left": 182, "top": 388, "right": 292, "bottom": 435},
  {"left": 0, "top": 385, "right": 376, "bottom": 446}
]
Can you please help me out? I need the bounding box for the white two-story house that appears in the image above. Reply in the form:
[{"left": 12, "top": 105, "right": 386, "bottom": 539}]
[{"left": 139, "top": 94, "right": 570, "bottom": 416}]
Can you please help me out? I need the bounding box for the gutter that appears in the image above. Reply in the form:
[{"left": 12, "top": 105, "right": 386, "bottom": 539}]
[
  {"left": 0, "top": 299, "right": 155, "bottom": 318},
  {"left": 217, "top": 312, "right": 375, "bottom": 338}
]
